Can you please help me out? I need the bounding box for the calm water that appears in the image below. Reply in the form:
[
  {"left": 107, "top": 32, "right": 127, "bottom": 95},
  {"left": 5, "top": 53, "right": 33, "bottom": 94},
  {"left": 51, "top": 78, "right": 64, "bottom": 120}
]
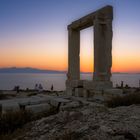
[{"left": 0, "top": 73, "right": 140, "bottom": 90}]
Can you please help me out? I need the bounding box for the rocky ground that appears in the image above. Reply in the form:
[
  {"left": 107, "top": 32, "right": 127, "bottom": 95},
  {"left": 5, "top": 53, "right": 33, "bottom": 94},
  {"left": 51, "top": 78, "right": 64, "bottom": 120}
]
[
  {"left": 13, "top": 99, "right": 140, "bottom": 140},
  {"left": 1, "top": 89, "right": 140, "bottom": 140}
]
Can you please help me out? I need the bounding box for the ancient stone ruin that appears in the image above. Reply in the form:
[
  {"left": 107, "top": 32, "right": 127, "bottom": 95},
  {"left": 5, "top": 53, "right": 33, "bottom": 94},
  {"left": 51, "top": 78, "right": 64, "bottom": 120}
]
[{"left": 66, "top": 5, "right": 114, "bottom": 96}]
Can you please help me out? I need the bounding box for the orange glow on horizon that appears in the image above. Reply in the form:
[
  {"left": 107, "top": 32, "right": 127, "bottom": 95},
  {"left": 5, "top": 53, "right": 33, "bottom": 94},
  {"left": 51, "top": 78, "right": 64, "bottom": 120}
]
[
  {"left": 0, "top": 32, "right": 140, "bottom": 73},
  {"left": 0, "top": 50, "right": 140, "bottom": 73},
  {"left": 0, "top": 1, "right": 140, "bottom": 74},
  {"left": 80, "top": 56, "right": 140, "bottom": 73}
]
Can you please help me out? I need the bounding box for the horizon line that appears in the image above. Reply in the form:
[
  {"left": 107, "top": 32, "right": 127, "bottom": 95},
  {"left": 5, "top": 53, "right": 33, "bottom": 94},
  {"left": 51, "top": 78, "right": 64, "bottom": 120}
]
[{"left": 0, "top": 66, "right": 139, "bottom": 74}]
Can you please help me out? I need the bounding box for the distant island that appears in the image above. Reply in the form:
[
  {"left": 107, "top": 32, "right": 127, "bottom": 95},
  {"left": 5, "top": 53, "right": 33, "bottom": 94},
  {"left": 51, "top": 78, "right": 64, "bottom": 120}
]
[
  {"left": 0, "top": 67, "right": 66, "bottom": 74},
  {"left": 0, "top": 67, "right": 139, "bottom": 74}
]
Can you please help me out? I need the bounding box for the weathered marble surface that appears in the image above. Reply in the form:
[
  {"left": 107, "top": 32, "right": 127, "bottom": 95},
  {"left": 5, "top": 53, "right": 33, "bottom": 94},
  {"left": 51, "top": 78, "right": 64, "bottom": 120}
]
[
  {"left": 0, "top": 94, "right": 70, "bottom": 114},
  {"left": 66, "top": 5, "right": 113, "bottom": 94},
  {"left": 14, "top": 103, "right": 140, "bottom": 140}
]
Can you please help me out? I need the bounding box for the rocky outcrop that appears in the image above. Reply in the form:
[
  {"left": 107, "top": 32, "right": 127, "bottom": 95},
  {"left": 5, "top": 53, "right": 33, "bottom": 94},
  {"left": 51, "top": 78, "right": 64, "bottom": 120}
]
[{"left": 14, "top": 102, "right": 140, "bottom": 140}]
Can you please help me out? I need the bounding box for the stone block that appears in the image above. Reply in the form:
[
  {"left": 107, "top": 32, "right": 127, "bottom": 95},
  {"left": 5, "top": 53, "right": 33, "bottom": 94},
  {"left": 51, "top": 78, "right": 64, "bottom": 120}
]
[
  {"left": 66, "top": 87, "right": 73, "bottom": 96},
  {"left": 2, "top": 102, "right": 20, "bottom": 113},
  {"left": 50, "top": 97, "right": 70, "bottom": 107},
  {"left": 83, "top": 89, "right": 91, "bottom": 98},
  {"left": 66, "top": 80, "right": 84, "bottom": 88},
  {"left": 91, "top": 90, "right": 102, "bottom": 96},
  {"left": 2, "top": 91, "right": 17, "bottom": 95},
  {"left": 104, "top": 88, "right": 123, "bottom": 98},
  {"left": 104, "top": 88, "right": 123, "bottom": 95},
  {"left": 26, "top": 103, "right": 51, "bottom": 114},
  {"left": 83, "top": 89, "right": 88, "bottom": 98},
  {"left": 18, "top": 99, "right": 30, "bottom": 106},
  {"left": 60, "top": 101, "right": 80, "bottom": 111},
  {"left": 83, "top": 81, "right": 112, "bottom": 90},
  {"left": 75, "top": 88, "right": 84, "bottom": 97},
  {"left": 29, "top": 96, "right": 42, "bottom": 105}
]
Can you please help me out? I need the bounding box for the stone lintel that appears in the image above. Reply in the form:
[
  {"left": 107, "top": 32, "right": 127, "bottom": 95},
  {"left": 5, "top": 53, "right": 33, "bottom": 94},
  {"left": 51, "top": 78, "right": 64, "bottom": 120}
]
[{"left": 68, "top": 5, "right": 113, "bottom": 30}]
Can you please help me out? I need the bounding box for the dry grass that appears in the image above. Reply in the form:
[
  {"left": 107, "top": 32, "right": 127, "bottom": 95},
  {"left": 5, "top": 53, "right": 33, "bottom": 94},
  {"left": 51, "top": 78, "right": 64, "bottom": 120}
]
[
  {"left": 0, "top": 110, "right": 33, "bottom": 135},
  {"left": 0, "top": 91, "right": 8, "bottom": 100},
  {"left": 0, "top": 91, "right": 17, "bottom": 100},
  {"left": 27, "top": 92, "right": 37, "bottom": 96},
  {"left": 106, "top": 92, "right": 140, "bottom": 108},
  {"left": 0, "top": 106, "right": 58, "bottom": 139}
]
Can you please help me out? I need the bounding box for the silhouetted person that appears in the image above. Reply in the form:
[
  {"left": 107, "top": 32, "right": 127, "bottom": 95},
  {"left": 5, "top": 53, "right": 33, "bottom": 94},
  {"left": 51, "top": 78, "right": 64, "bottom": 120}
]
[
  {"left": 121, "top": 81, "right": 124, "bottom": 88},
  {"left": 125, "top": 84, "right": 129, "bottom": 89},
  {"left": 16, "top": 86, "right": 20, "bottom": 93},
  {"left": 34, "top": 84, "right": 38, "bottom": 91},
  {"left": 13, "top": 86, "right": 19, "bottom": 93},
  {"left": 13, "top": 86, "right": 16, "bottom": 91},
  {"left": 51, "top": 84, "right": 54, "bottom": 91},
  {"left": 116, "top": 84, "right": 119, "bottom": 88},
  {"left": 38, "top": 84, "right": 43, "bottom": 92},
  {"left": 26, "top": 88, "right": 29, "bottom": 91}
]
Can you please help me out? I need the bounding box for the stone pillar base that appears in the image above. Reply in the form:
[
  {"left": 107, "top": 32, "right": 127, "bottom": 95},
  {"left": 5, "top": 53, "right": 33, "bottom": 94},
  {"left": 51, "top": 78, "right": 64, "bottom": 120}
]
[
  {"left": 66, "top": 80, "right": 84, "bottom": 88},
  {"left": 75, "top": 88, "right": 84, "bottom": 97},
  {"left": 83, "top": 81, "right": 112, "bottom": 90},
  {"left": 66, "top": 80, "right": 113, "bottom": 97}
]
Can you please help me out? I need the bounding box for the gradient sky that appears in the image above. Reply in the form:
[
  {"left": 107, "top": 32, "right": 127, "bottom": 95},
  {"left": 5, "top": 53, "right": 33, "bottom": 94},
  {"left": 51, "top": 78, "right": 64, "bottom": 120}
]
[{"left": 0, "top": 0, "right": 140, "bottom": 72}]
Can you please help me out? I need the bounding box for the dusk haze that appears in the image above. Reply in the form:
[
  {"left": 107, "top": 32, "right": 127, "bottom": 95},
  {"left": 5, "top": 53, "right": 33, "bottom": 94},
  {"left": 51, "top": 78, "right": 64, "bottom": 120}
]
[
  {"left": 0, "top": 0, "right": 140, "bottom": 73},
  {"left": 0, "top": 1, "right": 140, "bottom": 139}
]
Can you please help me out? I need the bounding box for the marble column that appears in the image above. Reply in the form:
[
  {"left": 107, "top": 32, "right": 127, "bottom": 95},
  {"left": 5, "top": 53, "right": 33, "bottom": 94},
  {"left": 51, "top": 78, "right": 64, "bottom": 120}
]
[
  {"left": 68, "top": 28, "right": 80, "bottom": 80},
  {"left": 93, "top": 17, "right": 112, "bottom": 81}
]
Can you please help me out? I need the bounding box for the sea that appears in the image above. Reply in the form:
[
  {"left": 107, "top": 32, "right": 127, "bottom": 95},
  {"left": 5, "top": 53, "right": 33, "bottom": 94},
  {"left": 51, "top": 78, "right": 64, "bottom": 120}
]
[{"left": 0, "top": 73, "right": 140, "bottom": 90}]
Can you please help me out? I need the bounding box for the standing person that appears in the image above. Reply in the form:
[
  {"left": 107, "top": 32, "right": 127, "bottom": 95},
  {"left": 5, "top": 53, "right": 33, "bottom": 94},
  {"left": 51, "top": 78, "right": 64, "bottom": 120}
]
[
  {"left": 38, "top": 84, "right": 43, "bottom": 92},
  {"left": 34, "top": 84, "right": 38, "bottom": 91},
  {"left": 16, "top": 85, "right": 20, "bottom": 93},
  {"left": 51, "top": 84, "right": 53, "bottom": 91},
  {"left": 121, "top": 81, "right": 124, "bottom": 88}
]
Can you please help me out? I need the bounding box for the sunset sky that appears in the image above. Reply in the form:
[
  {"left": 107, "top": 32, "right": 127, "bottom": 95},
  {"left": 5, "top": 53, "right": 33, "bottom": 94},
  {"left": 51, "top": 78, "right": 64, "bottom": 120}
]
[{"left": 0, "top": 0, "right": 140, "bottom": 73}]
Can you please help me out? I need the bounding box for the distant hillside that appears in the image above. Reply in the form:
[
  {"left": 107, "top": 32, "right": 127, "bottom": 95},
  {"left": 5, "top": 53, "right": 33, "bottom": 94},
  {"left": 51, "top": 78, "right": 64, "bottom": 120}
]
[
  {"left": 0, "top": 67, "right": 139, "bottom": 74},
  {"left": 0, "top": 67, "right": 66, "bottom": 74}
]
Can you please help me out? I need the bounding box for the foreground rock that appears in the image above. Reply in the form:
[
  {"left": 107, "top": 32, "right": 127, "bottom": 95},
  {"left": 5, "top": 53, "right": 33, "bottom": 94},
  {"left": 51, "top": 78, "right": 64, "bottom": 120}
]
[
  {"left": 0, "top": 93, "right": 70, "bottom": 114},
  {"left": 14, "top": 103, "right": 140, "bottom": 140}
]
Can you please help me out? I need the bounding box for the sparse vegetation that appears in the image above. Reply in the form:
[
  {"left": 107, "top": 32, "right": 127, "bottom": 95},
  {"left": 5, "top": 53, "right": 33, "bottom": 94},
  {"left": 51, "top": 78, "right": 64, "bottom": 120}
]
[
  {"left": 0, "top": 94, "right": 7, "bottom": 100},
  {"left": 27, "top": 92, "right": 37, "bottom": 96},
  {"left": 0, "top": 91, "right": 17, "bottom": 100},
  {"left": 0, "top": 106, "right": 58, "bottom": 139},
  {"left": 0, "top": 91, "right": 8, "bottom": 100},
  {"left": 0, "top": 110, "right": 33, "bottom": 135},
  {"left": 106, "top": 92, "right": 140, "bottom": 108}
]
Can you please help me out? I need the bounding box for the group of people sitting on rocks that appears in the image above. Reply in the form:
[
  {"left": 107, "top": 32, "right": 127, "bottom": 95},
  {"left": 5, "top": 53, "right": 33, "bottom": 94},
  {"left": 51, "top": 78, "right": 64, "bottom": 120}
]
[
  {"left": 13, "top": 84, "right": 54, "bottom": 93},
  {"left": 34, "top": 84, "right": 43, "bottom": 92},
  {"left": 34, "top": 84, "right": 54, "bottom": 92},
  {"left": 13, "top": 85, "right": 20, "bottom": 93},
  {"left": 116, "top": 81, "right": 131, "bottom": 89}
]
